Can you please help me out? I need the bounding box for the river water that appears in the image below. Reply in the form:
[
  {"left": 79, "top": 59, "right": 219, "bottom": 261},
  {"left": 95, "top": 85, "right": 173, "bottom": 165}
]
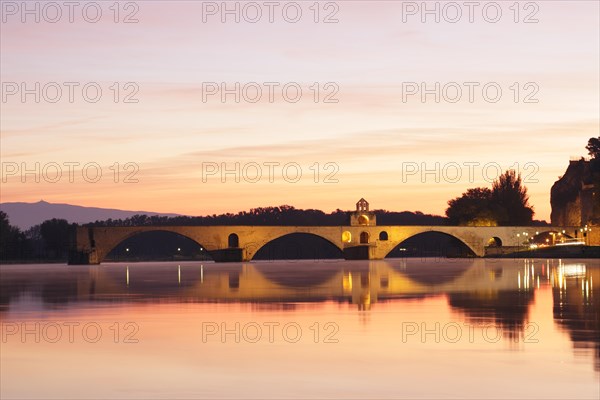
[{"left": 1, "top": 258, "right": 598, "bottom": 399}]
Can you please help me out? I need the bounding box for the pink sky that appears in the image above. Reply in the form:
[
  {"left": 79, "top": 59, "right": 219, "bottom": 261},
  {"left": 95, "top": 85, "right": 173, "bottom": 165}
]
[{"left": 1, "top": 1, "right": 598, "bottom": 220}]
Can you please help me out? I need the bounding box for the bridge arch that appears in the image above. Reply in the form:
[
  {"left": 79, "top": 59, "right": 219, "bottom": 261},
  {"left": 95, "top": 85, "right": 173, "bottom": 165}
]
[
  {"left": 384, "top": 231, "right": 477, "bottom": 258},
  {"left": 531, "top": 229, "right": 574, "bottom": 246},
  {"left": 487, "top": 237, "right": 502, "bottom": 247},
  {"left": 251, "top": 232, "right": 343, "bottom": 261},
  {"left": 97, "top": 228, "right": 214, "bottom": 263}
]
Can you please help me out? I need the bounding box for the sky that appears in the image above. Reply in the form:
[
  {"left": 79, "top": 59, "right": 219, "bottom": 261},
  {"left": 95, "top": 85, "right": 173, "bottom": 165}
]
[{"left": 1, "top": 0, "right": 599, "bottom": 221}]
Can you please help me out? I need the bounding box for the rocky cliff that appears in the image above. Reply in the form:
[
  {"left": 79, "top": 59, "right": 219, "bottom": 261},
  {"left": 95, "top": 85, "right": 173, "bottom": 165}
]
[{"left": 550, "top": 159, "right": 598, "bottom": 226}]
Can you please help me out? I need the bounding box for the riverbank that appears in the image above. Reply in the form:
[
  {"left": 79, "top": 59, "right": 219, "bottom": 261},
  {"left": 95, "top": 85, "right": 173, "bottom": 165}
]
[{"left": 486, "top": 245, "right": 600, "bottom": 259}]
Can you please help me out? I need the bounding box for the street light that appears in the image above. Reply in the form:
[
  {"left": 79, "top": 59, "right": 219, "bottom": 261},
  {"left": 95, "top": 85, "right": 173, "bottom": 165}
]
[{"left": 583, "top": 225, "right": 591, "bottom": 245}]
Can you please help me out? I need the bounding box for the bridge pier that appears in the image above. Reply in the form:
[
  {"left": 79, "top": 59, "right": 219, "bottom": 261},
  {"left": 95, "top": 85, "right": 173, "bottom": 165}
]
[
  {"left": 343, "top": 245, "right": 381, "bottom": 260},
  {"left": 68, "top": 249, "right": 99, "bottom": 265},
  {"left": 210, "top": 248, "right": 244, "bottom": 263}
]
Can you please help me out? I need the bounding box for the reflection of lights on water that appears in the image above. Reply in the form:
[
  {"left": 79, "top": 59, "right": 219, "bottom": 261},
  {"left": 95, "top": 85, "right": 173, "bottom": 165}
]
[
  {"left": 581, "top": 277, "right": 592, "bottom": 300},
  {"left": 519, "top": 262, "right": 535, "bottom": 290},
  {"left": 178, "top": 264, "right": 181, "bottom": 285},
  {"left": 200, "top": 264, "right": 204, "bottom": 283},
  {"left": 560, "top": 263, "right": 586, "bottom": 277},
  {"left": 343, "top": 272, "right": 353, "bottom": 292},
  {"left": 126, "top": 266, "right": 129, "bottom": 286},
  {"left": 359, "top": 293, "right": 371, "bottom": 310},
  {"left": 552, "top": 263, "right": 590, "bottom": 291},
  {"left": 555, "top": 267, "right": 566, "bottom": 291}
]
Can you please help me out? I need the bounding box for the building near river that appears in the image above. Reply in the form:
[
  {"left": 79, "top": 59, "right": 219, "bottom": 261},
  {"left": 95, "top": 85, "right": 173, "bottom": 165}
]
[{"left": 550, "top": 158, "right": 599, "bottom": 245}]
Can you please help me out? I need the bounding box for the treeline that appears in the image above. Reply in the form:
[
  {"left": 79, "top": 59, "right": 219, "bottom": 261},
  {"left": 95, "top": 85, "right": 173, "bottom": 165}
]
[
  {"left": 83, "top": 206, "right": 447, "bottom": 227},
  {"left": 0, "top": 212, "right": 74, "bottom": 262}
]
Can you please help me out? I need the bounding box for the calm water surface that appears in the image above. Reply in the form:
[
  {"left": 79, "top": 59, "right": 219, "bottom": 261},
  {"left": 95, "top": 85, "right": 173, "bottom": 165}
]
[{"left": 1, "top": 258, "right": 598, "bottom": 399}]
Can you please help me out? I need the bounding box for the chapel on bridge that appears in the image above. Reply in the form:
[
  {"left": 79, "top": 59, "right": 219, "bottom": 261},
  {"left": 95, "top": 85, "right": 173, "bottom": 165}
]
[{"left": 349, "top": 198, "right": 376, "bottom": 226}]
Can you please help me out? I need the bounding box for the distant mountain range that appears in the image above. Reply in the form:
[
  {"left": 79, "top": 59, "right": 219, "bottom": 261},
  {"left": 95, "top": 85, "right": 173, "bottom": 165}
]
[{"left": 0, "top": 201, "right": 181, "bottom": 230}]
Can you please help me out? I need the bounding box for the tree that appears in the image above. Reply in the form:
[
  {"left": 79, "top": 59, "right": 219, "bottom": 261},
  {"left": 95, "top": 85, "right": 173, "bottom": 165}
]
[
  {"left": 446, "top": 171, "right": 534, "bottom": 226},
  {"left": 446, "top": 187, "right": 497, "bottom": 226},
  {"left": 586, "top": 136, "right": 600, "bottom": 159},
  {"left": 0, "top": 211, "right": 27, "bottom": 260},
  {"left": 587, "top": 136, "right": 600, "bottom": 175},
  {"left": 40, "top": 219, "right": 73, "bottom": 259},
  {"left": 24, "top": 224, "right": 46, "bottom": 259},
  {"left": 491, "top": 170, "right": 534, "bottom": 225}
]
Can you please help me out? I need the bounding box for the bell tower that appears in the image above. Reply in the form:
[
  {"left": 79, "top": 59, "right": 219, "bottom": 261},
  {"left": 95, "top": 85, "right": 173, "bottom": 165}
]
[{"left": 349, "top": 198, "right": 376, "bottom": 226}]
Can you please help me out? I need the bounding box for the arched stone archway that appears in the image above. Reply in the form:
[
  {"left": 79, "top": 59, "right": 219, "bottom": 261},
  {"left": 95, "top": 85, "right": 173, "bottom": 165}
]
[
  {"left": 251, "top": 232, "right": 344, "bottom": 261},
  {"left": 384, "top": 231, "right": 478, "bottom": 258},
  {"left": 487, "top": 237, "right": 503, "bottom": 247},
  {"left": 228, "top": 233, "right": 239, "bottom": 248},
  {"left": 99, "top": 229, "right": 212, "bottom": 263},
  {"left": 360, "top": 232, "right": 370, "bottom": 244}
]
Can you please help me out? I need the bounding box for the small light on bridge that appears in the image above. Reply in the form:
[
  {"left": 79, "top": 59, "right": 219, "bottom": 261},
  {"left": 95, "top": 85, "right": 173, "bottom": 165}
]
[
  {"left": 200, "top": 247, "right": 204, "bottom": 251},
  {"left": 126, "top": 248, "right": 129, "bottom": 252}
]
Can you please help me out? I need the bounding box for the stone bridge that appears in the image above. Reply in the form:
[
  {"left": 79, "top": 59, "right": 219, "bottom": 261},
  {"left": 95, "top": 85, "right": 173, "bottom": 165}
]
[{"left": 69, "top": 224, "right": 569, "bottom": 264}]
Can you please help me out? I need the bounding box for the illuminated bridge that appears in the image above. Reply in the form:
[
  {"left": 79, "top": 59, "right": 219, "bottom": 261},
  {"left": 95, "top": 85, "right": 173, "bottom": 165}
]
[{"left": 69, "top": 198, "right": 572, "bottom": 264}]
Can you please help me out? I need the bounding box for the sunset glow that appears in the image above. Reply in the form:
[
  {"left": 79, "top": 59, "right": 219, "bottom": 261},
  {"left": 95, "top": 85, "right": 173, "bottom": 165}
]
[{"left": 2, "top": 1, "right": 598, "bottom": 219}]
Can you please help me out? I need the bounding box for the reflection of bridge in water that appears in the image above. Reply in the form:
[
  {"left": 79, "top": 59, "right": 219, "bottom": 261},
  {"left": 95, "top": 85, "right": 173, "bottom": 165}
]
[
  {"left": 2, "top": 259, "right": 596, "bottom": 310},
  {"left": 1, "top": 259, "right": 597, "bottom": 369},
  {"left": 70, "top": 199, "right": 571, "bottom": 264}
]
